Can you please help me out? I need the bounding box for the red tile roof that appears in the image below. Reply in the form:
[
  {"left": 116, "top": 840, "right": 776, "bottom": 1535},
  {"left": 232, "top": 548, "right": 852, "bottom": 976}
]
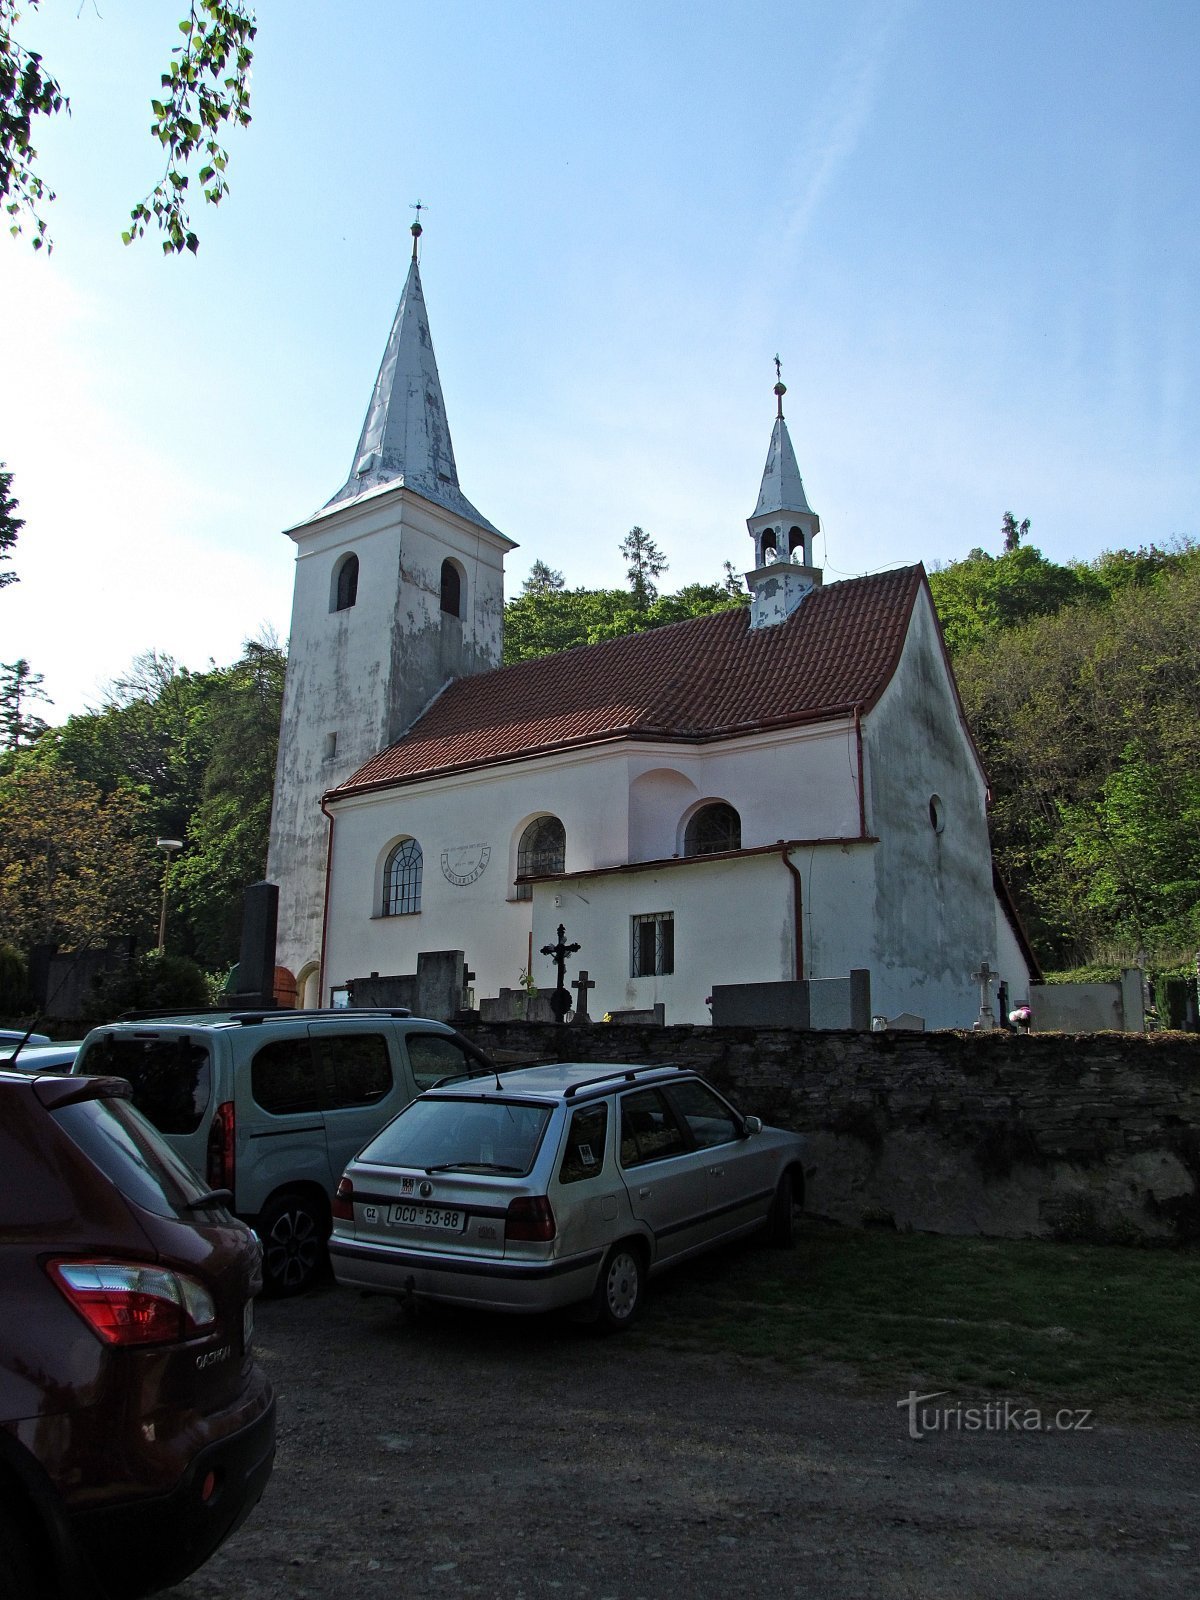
[{"left": 334, "top": 565, "right": 926, "bottom": 796}]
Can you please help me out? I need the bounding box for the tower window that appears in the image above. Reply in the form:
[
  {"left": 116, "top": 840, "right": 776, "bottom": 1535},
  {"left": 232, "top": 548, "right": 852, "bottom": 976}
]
[
  {"left": 515, "top": 814, "right": 565, "bottom": 900},
  {"left": 788, "top": 526, "right": 805, "bottom": 560},
  {"left": 382, "top": 838, "right": 423, "bottom": 916},
  {"left": 440, "top": 559, "right": 462, "bottom": 617},
  {"left": 683, "top": 802, "right": 741, "bottom": 857},
  {"left": 333, "top": 552, "right": 359, "bottom": 612}
]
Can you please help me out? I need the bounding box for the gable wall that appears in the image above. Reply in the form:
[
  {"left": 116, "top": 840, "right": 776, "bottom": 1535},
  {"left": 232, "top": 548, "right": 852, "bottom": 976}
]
[{"left": 862, "top": 587, "right": 1004, "bottom": 1026}]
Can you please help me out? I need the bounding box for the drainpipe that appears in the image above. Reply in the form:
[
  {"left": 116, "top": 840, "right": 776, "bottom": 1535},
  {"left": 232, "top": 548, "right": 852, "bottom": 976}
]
[
  {"left": 318, "top": 796, "right": 336, "bottom": 1008},
  {"left": 780, "top": 844, "right": 804, "bottom": 980},
  {"left": 855, "top": 703, "right": 867, "bottom": 839}
]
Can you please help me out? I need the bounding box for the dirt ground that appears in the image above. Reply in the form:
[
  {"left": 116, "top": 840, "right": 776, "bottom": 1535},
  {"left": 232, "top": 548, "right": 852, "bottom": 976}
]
[{"left": 166, "top": 1270, "right": 1200, "bottom": 1600}]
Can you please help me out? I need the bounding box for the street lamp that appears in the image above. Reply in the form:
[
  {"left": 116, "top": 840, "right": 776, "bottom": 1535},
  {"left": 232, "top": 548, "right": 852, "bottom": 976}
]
[{"left": 155, "top": 838, "right": 183, "bottom": 954}]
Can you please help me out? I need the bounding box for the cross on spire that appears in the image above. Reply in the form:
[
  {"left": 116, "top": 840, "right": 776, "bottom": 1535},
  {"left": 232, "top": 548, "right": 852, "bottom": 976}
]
[{"left": 410, "top": 198, "right": 425, "bottom": 259}]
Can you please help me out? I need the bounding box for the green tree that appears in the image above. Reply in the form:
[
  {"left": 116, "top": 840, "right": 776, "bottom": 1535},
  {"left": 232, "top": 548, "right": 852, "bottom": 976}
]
[
  {"left": 0, "top": 656, "right": 50, "bottom": 749},
  {"left": 2, "top": 0, "right": 256, "bottom": 254},
  {"left": 0, "top": 462, "right": 20, "bottom": 585},
  {"left": 620, "top": 525, "right": 667, "bottom": 611},
  {"left": 172, "top": 637, "right": 286, "bottom": 966},
  {"left": 0, "top": 759, "right": 159, "bottom": 951}
]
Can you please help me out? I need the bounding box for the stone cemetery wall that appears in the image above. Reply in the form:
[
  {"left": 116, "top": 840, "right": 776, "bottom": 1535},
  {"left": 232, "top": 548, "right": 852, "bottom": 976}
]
[{"left": 459, "top": 1020, "right": 1200, "bottom": 1243}]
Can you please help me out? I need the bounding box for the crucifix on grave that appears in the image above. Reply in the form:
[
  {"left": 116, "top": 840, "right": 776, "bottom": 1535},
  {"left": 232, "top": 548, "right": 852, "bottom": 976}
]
[
  {"left": 540, "top": 923, "right": 580, "bottom": 1024},
  {"left": 570, "top": 969, "right": 596, "bottom": 1026},
  {"left": 972, "top": 960, "right": 998, "bottom": 1031}
]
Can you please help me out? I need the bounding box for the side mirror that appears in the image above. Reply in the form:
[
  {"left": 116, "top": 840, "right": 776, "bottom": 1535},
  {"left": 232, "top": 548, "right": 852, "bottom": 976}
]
[{"left": 743, "top": 1115, "right": 763, "bottom": 1137}]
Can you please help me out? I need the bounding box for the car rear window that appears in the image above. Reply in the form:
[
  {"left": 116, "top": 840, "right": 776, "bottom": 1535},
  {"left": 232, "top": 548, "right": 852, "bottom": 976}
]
[
  {"left": 78, "top": 1035, "right": 211, "bottom": 1134},
  {"left": 360, "top": 1096, "right": 551, "bottom": 1175},
  {"left": 53, "top": 1096, "right": 225, "bottom": 1220}
]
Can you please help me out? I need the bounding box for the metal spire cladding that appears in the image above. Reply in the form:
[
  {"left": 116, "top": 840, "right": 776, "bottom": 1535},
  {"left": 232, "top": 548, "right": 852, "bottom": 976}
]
[
  {"left": 326, "top": 220, "right": 500, "bottom": 534},
  {"left": 752, "top": 369, "right": 814, "bottom": 521}
]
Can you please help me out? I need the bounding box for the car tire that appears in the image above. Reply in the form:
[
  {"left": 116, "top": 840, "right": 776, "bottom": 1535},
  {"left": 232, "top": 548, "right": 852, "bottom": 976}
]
[
  {"left": 259, "top": 1191, "right": 327, "bottom": 1296},
  {"left": 592, "top": 1243, "right": 645, "bottom": 1332},
  {"left": 766, "top": 1169, "right": 797, "bottom": 1248},
  {"left": 0, "top": 1502, "right": 43, "bottom": 1600}
]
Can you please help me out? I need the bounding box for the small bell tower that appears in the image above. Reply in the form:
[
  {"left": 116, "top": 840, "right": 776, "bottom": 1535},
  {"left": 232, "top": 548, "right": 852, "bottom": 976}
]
[{"left": 745, "top": 360, "right": 822, "bottom": 629}]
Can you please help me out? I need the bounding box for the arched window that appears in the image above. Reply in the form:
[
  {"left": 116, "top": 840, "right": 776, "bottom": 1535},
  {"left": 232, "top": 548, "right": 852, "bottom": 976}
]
[
  {"left": 684, "top": 802, "right": 741, "bottom": 857},
  {"left": 440, "top": 559, "right": 462, "bottom": 617},
  {"left": 514, "top": 815, "right": 565, "bottom": 901},
  {"left": 333, "top": 552, "right": 359, "bottom": 612},
  {"left": 382, "top": 838, "right": 422, "bottom": 916},
  {"left": 788, "top": 526, "right": 806, "bottom": 560}
]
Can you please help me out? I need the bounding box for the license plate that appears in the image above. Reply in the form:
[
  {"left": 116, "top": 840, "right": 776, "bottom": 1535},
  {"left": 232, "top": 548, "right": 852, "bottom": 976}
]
[
  {"left": 243, "top": 1299, "right": 254, "bottom": 1353},
  {"left": 386, "top": 1203, "right": 464, "bottom": 1231}
]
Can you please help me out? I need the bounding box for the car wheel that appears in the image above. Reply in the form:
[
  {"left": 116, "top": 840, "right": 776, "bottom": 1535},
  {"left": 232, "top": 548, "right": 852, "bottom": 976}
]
[
  {"left": 260, "top": 1192, "right": 326, "bottom": 1296},
  {"left": 593, "top": 1243, "right": 645, "bottom": 1332},
  {"left": 0, "top": 1503, "right": 42, "bottom": 1600},
  {"left": 766, "top": 1169, "right": 797, "bottom": 1247}
]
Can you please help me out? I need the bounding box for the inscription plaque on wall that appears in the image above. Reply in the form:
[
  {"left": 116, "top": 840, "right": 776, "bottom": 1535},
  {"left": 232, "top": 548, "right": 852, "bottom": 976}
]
[{"left": 440, "top": 843, "right": 491, "bottom": 886}]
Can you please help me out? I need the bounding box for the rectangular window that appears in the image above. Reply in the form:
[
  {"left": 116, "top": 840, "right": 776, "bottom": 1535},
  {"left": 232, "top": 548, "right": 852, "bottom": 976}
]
[{"left": 631, "top": 911, "right": 674, "bottom": 977}]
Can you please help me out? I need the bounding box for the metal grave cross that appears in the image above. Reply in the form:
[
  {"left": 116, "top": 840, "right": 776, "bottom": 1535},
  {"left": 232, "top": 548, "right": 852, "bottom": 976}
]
[{"left": 540, "top": 923, "right": 580, "bottom": 1024}]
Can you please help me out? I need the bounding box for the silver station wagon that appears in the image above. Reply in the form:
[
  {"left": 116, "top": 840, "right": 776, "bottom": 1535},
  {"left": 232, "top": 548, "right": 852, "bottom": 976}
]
[{"left": 330, "top": 1063, "right": 807, "bottom": 1329}]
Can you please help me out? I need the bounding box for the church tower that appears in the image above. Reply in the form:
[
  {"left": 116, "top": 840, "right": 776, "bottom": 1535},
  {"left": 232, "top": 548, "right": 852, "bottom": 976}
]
[
  {"left": 744, "top": 365, "right": 822, "bottom": 629},
  {"left": 267, "top": 220, "right": 516, "bottom": 1002}
]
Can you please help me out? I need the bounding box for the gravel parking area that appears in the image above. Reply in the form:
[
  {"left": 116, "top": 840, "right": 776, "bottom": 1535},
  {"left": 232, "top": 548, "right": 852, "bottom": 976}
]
[{"left": 166, "top": 1268, "right": 1200, "bottom": 1600}]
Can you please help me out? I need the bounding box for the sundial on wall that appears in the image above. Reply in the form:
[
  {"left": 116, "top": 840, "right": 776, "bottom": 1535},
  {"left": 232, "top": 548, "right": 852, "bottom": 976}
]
[{"left": 440, "top": 843, "right": 491, "bottom": 886}]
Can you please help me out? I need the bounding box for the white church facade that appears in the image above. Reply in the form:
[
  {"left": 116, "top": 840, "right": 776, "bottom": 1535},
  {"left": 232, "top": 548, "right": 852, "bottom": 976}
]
[{"left": 267, "top": 225, "right": 1035, "bottom": 1029}]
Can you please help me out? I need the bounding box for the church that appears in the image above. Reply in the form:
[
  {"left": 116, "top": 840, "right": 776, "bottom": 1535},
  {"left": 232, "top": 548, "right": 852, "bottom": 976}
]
[{"left": 266, "top": 222, "right": 1036, "bottom": 1030}]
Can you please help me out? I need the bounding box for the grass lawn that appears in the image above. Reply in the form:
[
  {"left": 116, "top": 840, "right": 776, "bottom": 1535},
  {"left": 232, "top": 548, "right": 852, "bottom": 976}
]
[{"left": 638, "top": 1221, "right": 1200, "bottom": 1420}]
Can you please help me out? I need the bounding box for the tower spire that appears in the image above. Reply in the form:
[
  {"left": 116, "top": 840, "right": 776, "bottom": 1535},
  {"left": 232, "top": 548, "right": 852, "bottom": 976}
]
[
  {"left": 325, "top": 221, "right": 499, "bottom": 534},
  {"left": 744, "top": 360, "right": 822, "bottom": 629}
]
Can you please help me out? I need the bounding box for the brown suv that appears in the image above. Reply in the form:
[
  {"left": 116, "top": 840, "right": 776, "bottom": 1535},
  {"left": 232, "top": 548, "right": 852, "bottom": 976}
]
[{"left": 0, "top": 1068, "right": 275, "bottom": 1599}]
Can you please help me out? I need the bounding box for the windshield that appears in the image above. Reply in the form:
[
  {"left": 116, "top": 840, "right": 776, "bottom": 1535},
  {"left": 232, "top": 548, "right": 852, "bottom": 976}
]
[
  {"left": 78, "top": 1034, "right": 211, "bottom": 1134},
  {"left": 360, "top": 1096, "right": 552, "bottom": 1176}
]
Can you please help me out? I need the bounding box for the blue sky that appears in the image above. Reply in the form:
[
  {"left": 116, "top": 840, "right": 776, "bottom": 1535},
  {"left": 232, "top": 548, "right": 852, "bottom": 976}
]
[{"left": 1, "top": 0, "right": 1197, "bottom": 717}]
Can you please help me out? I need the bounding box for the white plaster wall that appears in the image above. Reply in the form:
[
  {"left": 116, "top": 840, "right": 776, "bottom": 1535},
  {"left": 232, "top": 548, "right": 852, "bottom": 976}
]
[
  {"left": 995, "top": 904, "right": 1032, "bottom": 1009},
  {"left": 532, "top": 853, "right": 795, "bottom": 1023},
  {"left": 862, "top": 587, "right": 1010, "bottom": 1028},
  {"left": 323, "top": 727, "right": 880, "bottom": 1021}
]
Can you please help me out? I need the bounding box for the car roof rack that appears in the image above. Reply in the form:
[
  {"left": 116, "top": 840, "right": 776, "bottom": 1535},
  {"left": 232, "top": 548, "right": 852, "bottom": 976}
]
[
  {"left": 563, "top": 1063, "right": 689, "bottom": 1100},
  {"left": 116, "top": 1006, "right": 414, "bottom": 1025}
]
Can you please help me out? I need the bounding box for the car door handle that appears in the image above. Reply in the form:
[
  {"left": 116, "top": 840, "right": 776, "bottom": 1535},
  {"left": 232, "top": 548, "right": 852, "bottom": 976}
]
[
  {"left": 708, "top": 1166, "right": 724, "bottom": 1178},
  {"left": 638, "top": 1187, "right": 652, "bottom": 1198}
]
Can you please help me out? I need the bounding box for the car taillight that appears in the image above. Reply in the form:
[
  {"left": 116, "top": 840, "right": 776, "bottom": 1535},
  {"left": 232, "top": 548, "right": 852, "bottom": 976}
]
[
  {"left": 333, "top": 1177, "right": 354, "bottom": 1222},
  {"left": 47, "top": 1259, "right": 217, "bottom": 1346},
  {"left": 504, "top": 1195, "right": 556, "bottom": 1242},
  {"left": 207, "top": 1100, "right": 235, "bottom": 1191}
]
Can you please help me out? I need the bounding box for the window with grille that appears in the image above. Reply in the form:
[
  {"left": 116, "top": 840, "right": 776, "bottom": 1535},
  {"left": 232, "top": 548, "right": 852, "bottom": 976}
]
[
  {"left": 631, "top": 911, "right": 674, "bottom": 977},
  {"left": 382, "top": 838, "right": 422, "bottom": 916},
  {"left": 683, "top": 802, "right": 741, "bottom": 856},
  {"left": 514, "top": 815, "right": 565, "bottom": 901}
]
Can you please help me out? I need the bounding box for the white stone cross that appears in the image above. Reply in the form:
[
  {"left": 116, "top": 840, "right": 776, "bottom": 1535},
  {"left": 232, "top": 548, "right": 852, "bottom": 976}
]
[{"left": 972, "top": 960, "right": 997, "bottom": 1030}]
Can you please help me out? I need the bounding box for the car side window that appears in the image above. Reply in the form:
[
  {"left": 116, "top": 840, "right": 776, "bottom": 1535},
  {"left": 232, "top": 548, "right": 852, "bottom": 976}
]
[
  {"left": 252, "top": 1038, "right": 321, "bottom": 1115},
  {"left": 312, "top": 1032, "right": 393, "bottom": 1108},
  {"left": 619, "top": 1088, "right": 688, "bottom": 1168},
  {"left": 406, "top": 1033, "right": 476, "bottom": 1091},
  {"left": 665, "top": 1079, "right": 739, "bottom": 1150},
  {"left": 558, "top": 1103, "right": 608, "bottom": 1184}
]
